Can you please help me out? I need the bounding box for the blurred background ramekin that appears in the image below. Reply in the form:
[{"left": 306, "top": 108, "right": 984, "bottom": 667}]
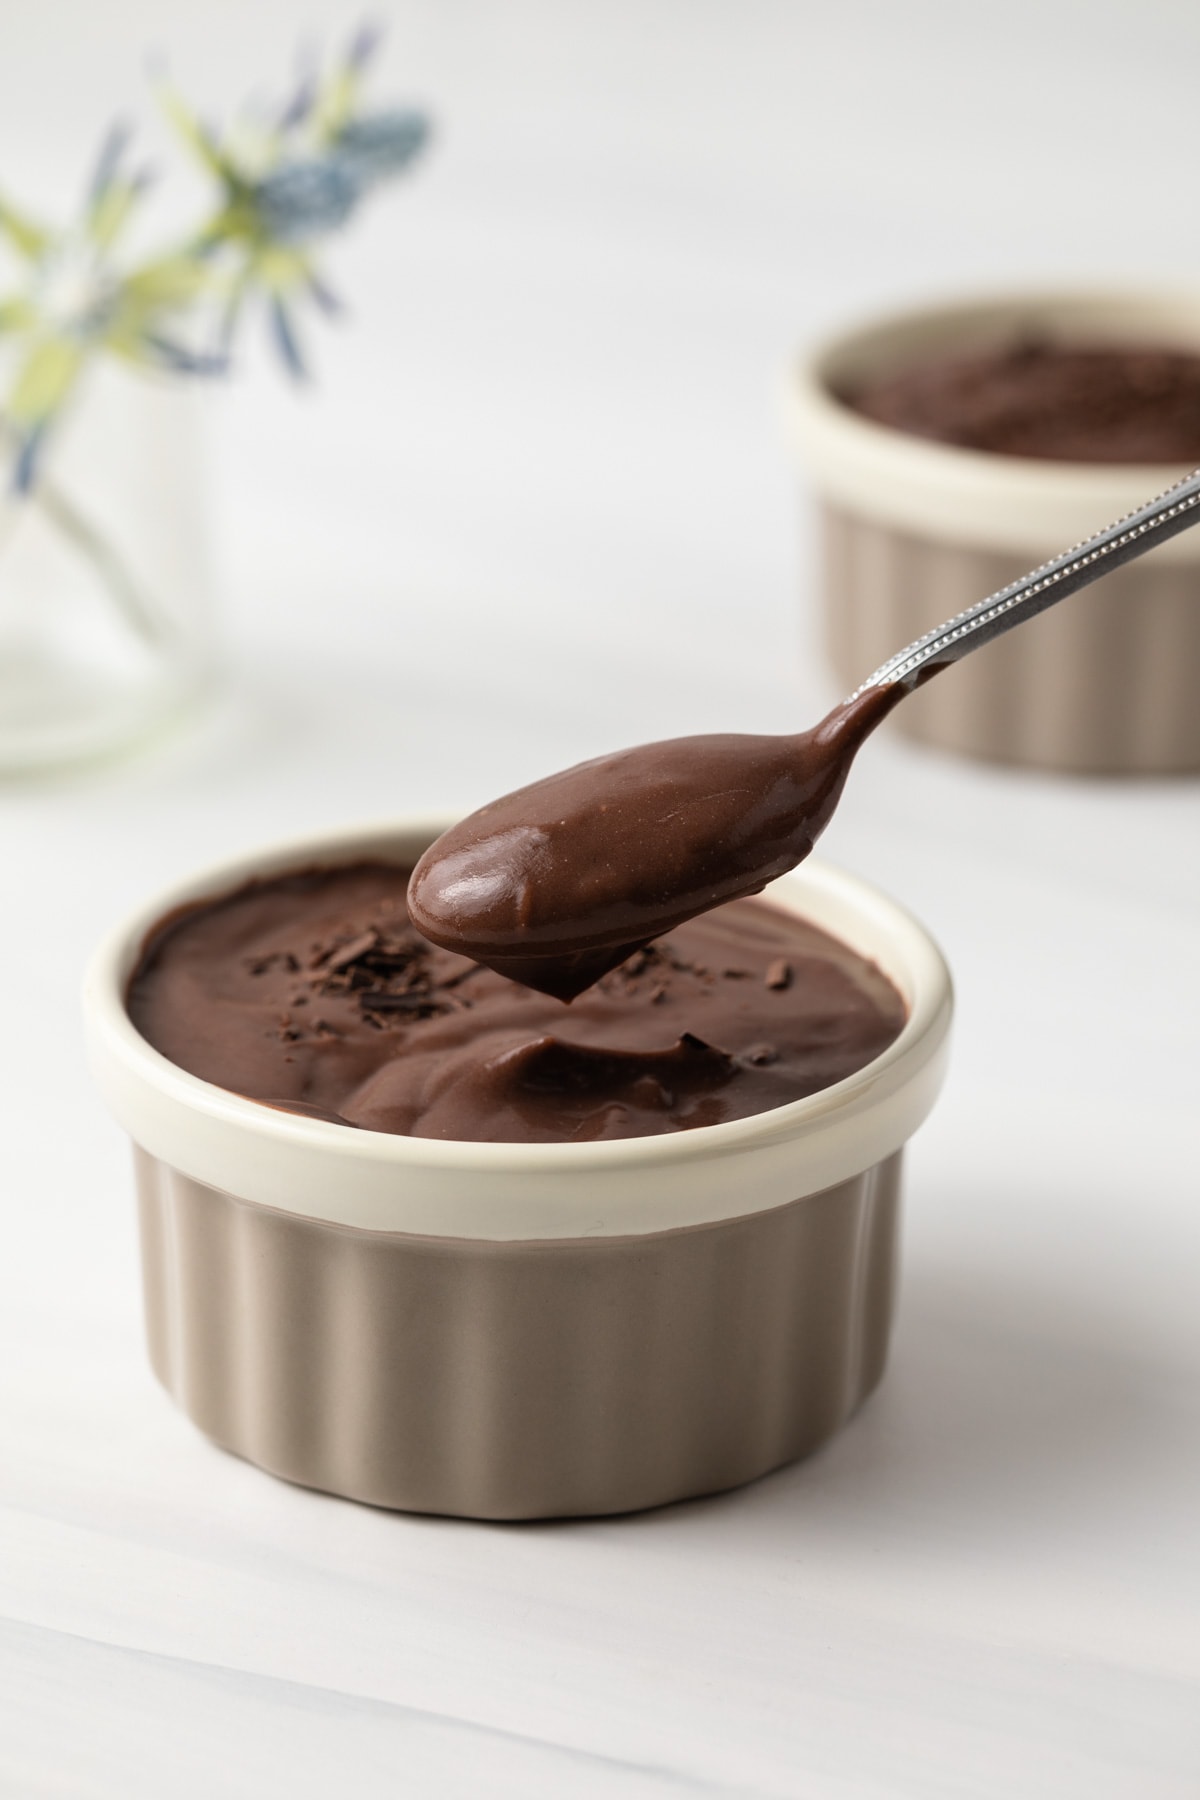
[{"left": 790, "top": 289, "right": 1200, "bottom": 773}]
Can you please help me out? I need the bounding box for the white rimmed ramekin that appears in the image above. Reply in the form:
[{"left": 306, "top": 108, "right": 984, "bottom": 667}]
[
  {"left": 789, "top": 289, "right": 1200, "bottom": 773},
  {"left": 84, "top": 819, "right": 953, "bottom": 1520}
]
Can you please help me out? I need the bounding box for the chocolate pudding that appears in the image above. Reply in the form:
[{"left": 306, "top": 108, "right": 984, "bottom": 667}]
[
  {"left": 127, "top": 861, "right": 906, "bottom": 1144},
  {"left": 844, "top": 340, "right": 1200, "bottom": 463},
  {"left": 408, "top": 685, "right": 903, "bottom": 1000}
]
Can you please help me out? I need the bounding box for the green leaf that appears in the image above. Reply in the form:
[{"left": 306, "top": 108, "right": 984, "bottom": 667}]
[
  {"left": 87, "top": 183, "right": 131, "bottom": 252},
  {"left": 313, "top": 63, "right": 361, "bottom": 143},
  {"left": 122, "top": 251, "right": 213, "bottom": 309},
  {"left": 155, "top": 82, "right": 229, "bottom": 180},
  {"left": 87, "top": 177, "right": 144, "bottom": 252},
  {"left": 102, "top": 329, "right": 162, "bottom": 369},
  {"left": 0, "top": 295, "right": 37, "bottom": 333},
  {"left": 192, "top": 196, "right": 259, "bottom": 252},
  {"left": 0, "top": 194, "right": 51, "bottom": 261},
  {"left": 254, "top": 243, "right": 311, "bottom": 294},
  {"left": 7, "top": 335, "right": 86, "bottom": 427}
]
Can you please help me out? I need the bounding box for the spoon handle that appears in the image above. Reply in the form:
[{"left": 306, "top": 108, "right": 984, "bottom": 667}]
[{"left": 854, "top": 465, "right": 1200, "bottom": 697}]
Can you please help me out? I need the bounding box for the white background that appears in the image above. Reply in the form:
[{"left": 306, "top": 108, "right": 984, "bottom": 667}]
[{"left": 2, "top": 2, "right": 1199, "bottom": 1794}]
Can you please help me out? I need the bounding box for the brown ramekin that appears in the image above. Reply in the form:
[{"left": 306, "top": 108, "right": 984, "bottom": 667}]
[
  {"left": 789, "top": 290, "right": 1200, "bottom": 773},
  {"left": 84, "top": 820, "right": 953, "bottom": 1520}
]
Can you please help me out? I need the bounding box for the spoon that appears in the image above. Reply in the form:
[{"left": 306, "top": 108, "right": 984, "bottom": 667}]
[{"left": 409, "top": 466, "right": 1200, "bottom": 999}]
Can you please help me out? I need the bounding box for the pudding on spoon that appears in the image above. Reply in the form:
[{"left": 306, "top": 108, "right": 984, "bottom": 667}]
[{"left": 407, "top": 686, "right": 901, "bottom": 1000}]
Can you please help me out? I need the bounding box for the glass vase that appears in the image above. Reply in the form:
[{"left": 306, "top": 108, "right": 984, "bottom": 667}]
[{"left": 0, "top": 361, "right": 215, "bottom": 776}]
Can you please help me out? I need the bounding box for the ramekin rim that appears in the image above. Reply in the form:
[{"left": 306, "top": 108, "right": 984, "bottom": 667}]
[
  {"left": 785, "top": 286, "right": 1200, "bottom": 557},
  {"left": 797, "top": 281, "right": 1200, "bottom": 469}
]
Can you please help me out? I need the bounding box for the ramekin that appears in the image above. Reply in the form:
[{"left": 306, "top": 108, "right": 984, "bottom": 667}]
[
  {"left": 84, "top": 819, "right": 953, "bottom": 1520},
  {"left": 789, "top": 289, "right": 1200, "bottom": 773}
]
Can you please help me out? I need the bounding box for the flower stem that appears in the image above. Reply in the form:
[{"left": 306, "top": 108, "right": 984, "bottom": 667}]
[
  {"left": 0, "top": 415, "right": 174, "bottom": 650},
  {"left": 33, "top": 472, "right": 174, "bottom": 649}
]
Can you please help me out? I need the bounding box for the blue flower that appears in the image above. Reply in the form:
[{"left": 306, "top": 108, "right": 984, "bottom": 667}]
[
  {"left": 333, "top": 109, "right": 430, "bottom": 187},
  {"left": 254, "top": 157, "right": 361, "bottom": 244}
]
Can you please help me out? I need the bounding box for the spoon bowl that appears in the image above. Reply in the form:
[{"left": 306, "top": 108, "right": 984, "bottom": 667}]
[{"left": 408, "top": 690, "right": 900, "bottom": 999}]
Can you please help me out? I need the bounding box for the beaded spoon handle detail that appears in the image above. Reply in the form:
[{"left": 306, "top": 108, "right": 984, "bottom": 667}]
[{"left": 854, "top": 465, "right": 1200, "bottom": 695}]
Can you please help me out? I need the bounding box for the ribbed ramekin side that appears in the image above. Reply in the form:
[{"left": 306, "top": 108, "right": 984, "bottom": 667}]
[
  {"left": 820, "top": 504, "right": 1200, "bottom": 773},
  {"left": 135, "top": 1148, "right": 903, "bottom": 1520}
]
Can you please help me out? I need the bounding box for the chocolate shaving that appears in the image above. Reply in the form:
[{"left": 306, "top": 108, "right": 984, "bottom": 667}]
[
  {"left": 359, "top": 989, "right": 453, "bottom": 1020},
  {"left": 359, "top": 950, "right": 415, "bottom": 973},
  {"left": 765, "top": 959, "right": 792, "bottom": 991},
  {"left": 245, "top": 950, "right": 299, "bottom": 976},
  {"left": 288, "top": 922, "right": 463, "bottom": 1027},
  {"left": 325, "top": 930, "right": 380, "bottom": 973}
]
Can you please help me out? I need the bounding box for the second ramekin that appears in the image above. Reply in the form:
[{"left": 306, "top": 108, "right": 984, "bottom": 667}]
[
  {"left": 789, "top": 289, "right": 1200, "bottom": 773},
  {"left": 84, "top": 819, "right": 953, "bottom": 1520}
]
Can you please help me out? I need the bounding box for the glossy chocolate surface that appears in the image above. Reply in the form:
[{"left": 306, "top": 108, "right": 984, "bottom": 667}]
[
  {"left": 128, "top": 862, "right": 906, "bottom": 1144},
  {"left": 408, "top": 686, "right": 901, "bottom": 1000}
]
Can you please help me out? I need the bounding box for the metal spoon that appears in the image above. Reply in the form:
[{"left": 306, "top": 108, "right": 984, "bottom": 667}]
[
  {"left": 409, "top": 467, "right": 1200, "bottom": 998},
  {"left": 849, "top": 464, "right": 1200, "bottom": 697}
]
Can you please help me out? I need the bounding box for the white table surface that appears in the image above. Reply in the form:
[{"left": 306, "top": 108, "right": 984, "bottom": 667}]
[{"left": 3, "top": 2, "right": 1199, "bottom": 1794}]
